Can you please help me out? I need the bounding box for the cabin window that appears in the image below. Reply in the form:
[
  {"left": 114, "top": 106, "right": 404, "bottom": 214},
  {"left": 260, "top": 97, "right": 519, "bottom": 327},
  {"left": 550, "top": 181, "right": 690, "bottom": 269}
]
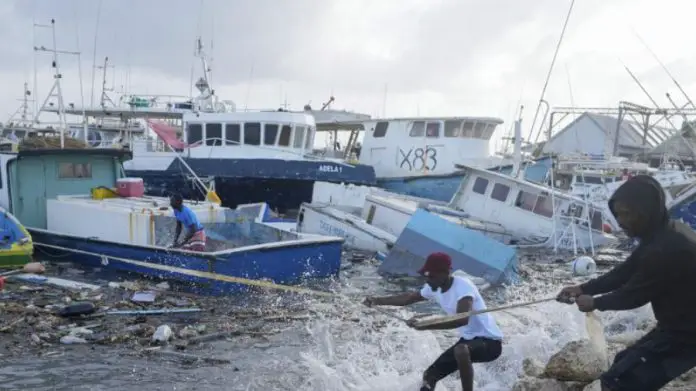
[
  {"left": 409, "top": 121, "right": 425, "bottom": 137},
  {"left": 472, "top": 177, "right": 489, "bottom": 195},
  {"left": 293, "top": 126, "right": 306, "bottom": 148},
  {"left": 590, "top": 209, "right": 603, "bottom": 230},
  {"left": 484, "top": 124, "right": 497, "bottom": 139},
  {"left": 205, "top": 123, "right": 222, "bottom": 146},
  {"left": 473, "top": 122, "right": 487, "bottom": 138},
  {"left": 490, "top": 183, "right": 510, "bottom": 202},
  {"left": 244, "top": 123, "right": 261, "bottom": 145},
  {"left": 264, "top": 124, "right": 279, "bottom": 146},
  {"left": 568, "top": 203, "right": 584, "bottom": 218},
  {"left": 533, "top": 195, "right": 554, "bottom": 217},
  {"left": 187, "top": 123, "right": 203, "bottom": 145},
  {"left": 58, "top": 162, "right": 92, "bottom": 179},
  {"left": 373, "top": 122, "right": 389, "bottom": 138},
  {"left": 461, "top": 121, "right": 475, "bottom": 138},
  {"left": 444, "top": 120, "right": 462, "bottom": 137},
  {"left": 515, "top": 191, "right": 537, "bottom": 212},
  {"left": 278, "top": 125, "right": 292, "bottom": 146},
  {"left": 576, "top": 175, "right": 603, "bottom": 184},
  {"left": 225, "top": 124, "right": 240, "bottom": 145},
  {"left": 426, "top": 122, "right": 440, "bottom": 138},
  {"left": 305, "top": 127, "right": 314, "bottom": 149}
]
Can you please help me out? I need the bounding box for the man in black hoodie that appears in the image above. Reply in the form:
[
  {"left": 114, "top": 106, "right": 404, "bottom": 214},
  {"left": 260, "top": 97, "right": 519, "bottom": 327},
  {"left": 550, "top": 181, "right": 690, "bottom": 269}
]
[{"left": 557, "top": 175, "right": 696, "bottom": 391}]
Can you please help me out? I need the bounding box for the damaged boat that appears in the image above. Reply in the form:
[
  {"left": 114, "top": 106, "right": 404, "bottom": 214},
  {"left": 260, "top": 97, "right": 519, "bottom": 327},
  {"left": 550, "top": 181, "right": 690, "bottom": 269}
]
[{"left": 0, "top": 148, "right": 344, "bottom": 294}]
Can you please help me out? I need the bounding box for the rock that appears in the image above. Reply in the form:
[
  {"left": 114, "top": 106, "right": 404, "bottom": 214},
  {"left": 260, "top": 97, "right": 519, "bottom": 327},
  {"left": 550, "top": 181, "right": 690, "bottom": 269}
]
[
  {"left": 522, "top": 357, "right": 545, "bottom": 378},
  {"left": 177, "top": 326, "right": 198, "bottom": 339},
  {"left": 30, "top": 333, "right": 41, "bottom": 344},
  {"left": 152, "top": 325, "right": 172, "bottom": 342},
  {"left": 512, "top": 377, "right": 586, "bottom": 391},
  {"left": 60, "top": 335, "right": 87, "bottom": 344},
  {"left": 583, "top": 379, "right": 601, "bottom": 391},
  {"left": 155, "top": 282, "right": 170, "bottom": 290},
  {"left": 544, "top": 340, "right": 606, "bottom": 382}
]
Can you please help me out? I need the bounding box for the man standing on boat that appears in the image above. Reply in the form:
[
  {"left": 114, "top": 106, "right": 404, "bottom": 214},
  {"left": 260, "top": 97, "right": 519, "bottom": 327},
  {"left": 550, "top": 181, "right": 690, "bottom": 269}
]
[
  {"left": 363, "top": 252, "right": 503, "bottom": 391},
  {"left": 557, "top": 175, "right": 696, "bottom": 391},
  {"left": 170, "top": 194, "right": 207, "bottom": 251}
]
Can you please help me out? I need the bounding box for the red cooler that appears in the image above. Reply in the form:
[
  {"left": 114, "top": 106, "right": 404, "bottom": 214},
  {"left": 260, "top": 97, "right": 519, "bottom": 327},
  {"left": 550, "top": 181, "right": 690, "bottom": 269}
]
[{"left": 117, "top": 177, "right": 145, "bottom": 198}]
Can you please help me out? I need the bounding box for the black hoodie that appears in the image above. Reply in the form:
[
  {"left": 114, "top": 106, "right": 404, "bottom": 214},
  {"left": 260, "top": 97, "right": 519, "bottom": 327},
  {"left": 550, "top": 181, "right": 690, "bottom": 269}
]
[{"left": 580, "top": 175, "right": 696, "bottom": 342}]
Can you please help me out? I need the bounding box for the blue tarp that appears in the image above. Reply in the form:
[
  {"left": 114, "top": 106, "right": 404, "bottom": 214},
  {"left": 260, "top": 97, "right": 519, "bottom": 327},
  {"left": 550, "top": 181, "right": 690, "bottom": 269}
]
[{"left": 377, "top": 209, "right": 518, "bottom": 286}]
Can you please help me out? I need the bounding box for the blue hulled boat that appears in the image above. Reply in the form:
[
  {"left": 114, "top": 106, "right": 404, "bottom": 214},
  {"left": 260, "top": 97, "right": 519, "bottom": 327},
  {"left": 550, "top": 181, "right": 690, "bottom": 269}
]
[{"left": 0, "top": 148, "right": 344, "bottom": 295}]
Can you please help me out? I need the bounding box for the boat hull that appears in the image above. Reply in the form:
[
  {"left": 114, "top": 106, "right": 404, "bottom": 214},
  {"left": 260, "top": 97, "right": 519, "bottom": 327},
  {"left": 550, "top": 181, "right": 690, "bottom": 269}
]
[
  {"left": 125, "top": 158, "right": 377, "bottom": 212},
  {"left": 30, "top": 229, "right": 343, "bottom": 295},
  {"left": 0, "top": 206, "right": 34, "bottom": 268}
]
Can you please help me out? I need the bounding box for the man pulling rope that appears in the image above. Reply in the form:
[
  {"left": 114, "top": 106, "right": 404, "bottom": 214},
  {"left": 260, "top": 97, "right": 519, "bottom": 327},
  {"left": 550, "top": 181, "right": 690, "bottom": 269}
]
[
  {"left": 557, "top": 175, "right": 696, "bottom": 391},
  {"left": 364, "top": 252, "right": 503, "bottom": 391}
]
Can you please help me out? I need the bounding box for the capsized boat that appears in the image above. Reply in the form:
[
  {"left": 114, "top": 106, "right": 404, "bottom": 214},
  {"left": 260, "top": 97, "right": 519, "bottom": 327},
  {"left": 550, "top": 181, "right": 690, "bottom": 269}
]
[
  {"left": 0, "top": 205, "right": 33, "bottom": 267},
  {"left": 0, "top": 148, "right": 344, "bottom": 295}
]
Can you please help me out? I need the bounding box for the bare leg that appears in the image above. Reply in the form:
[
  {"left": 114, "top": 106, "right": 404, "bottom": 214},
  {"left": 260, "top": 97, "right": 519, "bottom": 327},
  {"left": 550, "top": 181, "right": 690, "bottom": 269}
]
[{"left": 453, "top": 345, "right": 473, "bottom": 391}]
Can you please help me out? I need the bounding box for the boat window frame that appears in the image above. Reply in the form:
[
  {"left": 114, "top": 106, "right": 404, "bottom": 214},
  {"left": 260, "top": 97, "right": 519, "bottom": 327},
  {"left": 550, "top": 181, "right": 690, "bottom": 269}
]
[
  {"left": 186, "top": 123, "right": 203, "bottom": 145},
  {"left": 225, "top": 123, "right": 241, "bottom": 146},
  {"left": 58, "top": 162, "right": 93, "bottom": 180},
  {"left": 409, "top": 121, "right": 425, "bottom": 137},
  {"left": 205, "top": 123, "right": 223, "bottom": 146},
  {"left": 263, "top": 123, "right": 279, "bottom": 146},
  {"left": 243, "top": 122, "right": 262, "bottom": 146},
  {"left": 278, "top": 125, "right": 292, "bottom": 147},
  {"left": 373, "top": 122, "right": 389, "bottom": 138},
  {"left": 532, "top": 194, "right": 554, "bottom": 217},
  {"left": 490, "top": 182, "right": 510, "bottom": 202},
  {"left": 425, "top": 121, "right": 441, "bottom": 138},
  {"left": 444, "top": 120, "right": 463, "bottom": 137},
  {"left": 293, "top": 125, "right": 306, "bottom": 148},
  {"left": 461, "top": 121, "right": 475, "bottom": 138},
  {"left": 472, "top": 176, "right": 489, "bottom": 195}
]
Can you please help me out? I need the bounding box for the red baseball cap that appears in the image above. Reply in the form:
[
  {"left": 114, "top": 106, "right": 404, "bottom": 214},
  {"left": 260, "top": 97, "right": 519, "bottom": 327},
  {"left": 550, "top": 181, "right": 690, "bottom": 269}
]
[{"left": 418, "top": 252, "right": 452, "bottom": 276}]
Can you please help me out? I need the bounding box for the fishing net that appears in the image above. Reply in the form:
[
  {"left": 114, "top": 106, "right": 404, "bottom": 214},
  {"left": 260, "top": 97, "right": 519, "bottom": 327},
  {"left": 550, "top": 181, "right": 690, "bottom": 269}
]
[
  {"left": 585, "top": 312, "right": 609, "bottom": 370},
  {"left": 19, "top": 136, "right": 88, "bottom": 150}
]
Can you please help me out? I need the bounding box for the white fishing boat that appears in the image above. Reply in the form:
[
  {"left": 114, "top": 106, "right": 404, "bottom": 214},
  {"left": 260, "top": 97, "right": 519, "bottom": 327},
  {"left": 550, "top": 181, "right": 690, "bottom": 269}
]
[{"left": 296, "top": 182, "right": 514, "bottom": 253}]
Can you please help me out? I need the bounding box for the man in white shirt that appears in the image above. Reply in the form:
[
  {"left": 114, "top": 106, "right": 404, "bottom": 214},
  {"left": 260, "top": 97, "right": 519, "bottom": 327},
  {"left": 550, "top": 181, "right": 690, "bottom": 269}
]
[{"left": 363, "top": 252, "right": 503, "bottom": 391}]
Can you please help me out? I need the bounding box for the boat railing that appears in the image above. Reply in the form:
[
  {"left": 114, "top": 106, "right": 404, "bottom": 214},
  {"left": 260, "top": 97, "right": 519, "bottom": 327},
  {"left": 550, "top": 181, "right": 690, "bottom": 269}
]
[{"left": 133, "top": 136, "right": 358, "bottom": 167}]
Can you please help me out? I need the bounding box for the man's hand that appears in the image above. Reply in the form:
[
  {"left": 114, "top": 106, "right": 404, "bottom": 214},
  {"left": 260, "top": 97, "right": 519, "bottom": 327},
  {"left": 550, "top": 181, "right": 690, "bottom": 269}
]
[
  {"left": 406, "top": 315, "right": 425, "bottom": 330},
  {"left": 575, "top": 295, "right": 595, "bottom": 312},
  {"left": 556, "top": 285, "right": 583, "bottom": 304}
]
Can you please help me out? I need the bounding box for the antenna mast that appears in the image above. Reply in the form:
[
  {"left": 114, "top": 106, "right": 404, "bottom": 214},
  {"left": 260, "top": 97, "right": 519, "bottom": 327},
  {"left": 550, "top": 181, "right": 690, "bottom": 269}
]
[{"left": 33, "top": 19, "right": 80, "bottom": 149}]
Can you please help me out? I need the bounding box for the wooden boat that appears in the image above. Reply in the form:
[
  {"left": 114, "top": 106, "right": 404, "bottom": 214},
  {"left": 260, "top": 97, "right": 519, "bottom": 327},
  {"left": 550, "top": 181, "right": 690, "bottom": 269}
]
[
  {"left": 0, "top": 148, "right": 344, "bottom": 295},
  {"left": 0, "top": 206, "right": 33, "bottom": 267}
]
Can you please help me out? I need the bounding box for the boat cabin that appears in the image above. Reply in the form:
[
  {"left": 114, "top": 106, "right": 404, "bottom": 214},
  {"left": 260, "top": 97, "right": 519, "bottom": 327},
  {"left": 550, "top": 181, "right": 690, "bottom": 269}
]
[
  {"left": 316, "top": 116, "right": 503, "bottom": 179},
  {"left": 132, "top": 111, "right": 317, "bottom": 161},
  {"left": 0, "top": 149, "right": 132, "bottom": 230},
  {"left": 450, "top": 165, "right": 609, "bottom": 248}
]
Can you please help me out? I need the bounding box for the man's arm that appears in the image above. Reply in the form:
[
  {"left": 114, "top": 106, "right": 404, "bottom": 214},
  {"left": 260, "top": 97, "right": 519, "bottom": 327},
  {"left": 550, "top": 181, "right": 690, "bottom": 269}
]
[
  {"left": 593, "top": 251, "right": 668, "bottom": 311},
  {"left": 580, "top": 253, "right": 639, "bottom": 295},
  {"left": 416, "top": 296, "right": 473, "bottom": 330},
  {"left": 368, "top": 292, "right": 425, "bottom": 307},
  {"left": 173, "top": 221, "right": 182, "bottom": 244}
]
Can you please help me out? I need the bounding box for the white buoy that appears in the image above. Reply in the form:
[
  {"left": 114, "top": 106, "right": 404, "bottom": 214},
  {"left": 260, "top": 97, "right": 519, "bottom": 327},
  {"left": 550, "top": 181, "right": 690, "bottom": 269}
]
[{"left": 571, "top": 256, "right": 597, "bottom": 276}]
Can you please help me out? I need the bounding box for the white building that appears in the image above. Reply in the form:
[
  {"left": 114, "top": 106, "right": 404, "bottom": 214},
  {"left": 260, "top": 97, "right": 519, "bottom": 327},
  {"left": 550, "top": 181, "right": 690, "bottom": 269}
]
[{"left": 541, "top": 113, "right": 676, "bottom": 157}]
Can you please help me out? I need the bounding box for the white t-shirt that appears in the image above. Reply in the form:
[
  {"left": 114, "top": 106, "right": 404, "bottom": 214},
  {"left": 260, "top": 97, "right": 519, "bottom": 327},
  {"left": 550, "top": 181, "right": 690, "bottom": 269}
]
[{"left": 420, "top": 276, "right": 503, "bottom": 341}]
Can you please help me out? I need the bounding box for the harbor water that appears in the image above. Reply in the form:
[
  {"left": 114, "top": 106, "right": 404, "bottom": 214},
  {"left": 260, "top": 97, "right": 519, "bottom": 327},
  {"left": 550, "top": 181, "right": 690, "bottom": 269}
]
[{"left": 0, "top": 251, "right": 653, "bottom": 391}]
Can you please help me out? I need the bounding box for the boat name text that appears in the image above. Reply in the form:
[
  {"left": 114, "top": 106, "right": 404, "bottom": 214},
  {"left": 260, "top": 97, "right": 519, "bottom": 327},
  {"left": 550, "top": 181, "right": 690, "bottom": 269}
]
[
  {"left": 319, "top": 220, "right": 355, "bottom": 245},
  {"left": 397, "top": 146, "right": 438, "bottom": 171},
  {"left": 318, "top": 164, "right": 343, "bottom": 173}
]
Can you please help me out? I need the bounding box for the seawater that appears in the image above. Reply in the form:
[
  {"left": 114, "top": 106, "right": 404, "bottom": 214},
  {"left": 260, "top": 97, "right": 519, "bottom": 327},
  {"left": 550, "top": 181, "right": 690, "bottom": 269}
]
[{"left": 0, "top": 256, "right": 654, "bottom": 391}]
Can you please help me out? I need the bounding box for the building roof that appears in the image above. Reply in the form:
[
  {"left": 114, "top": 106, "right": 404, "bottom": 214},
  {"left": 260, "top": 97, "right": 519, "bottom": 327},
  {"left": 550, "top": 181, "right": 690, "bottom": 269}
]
[
  {"left": 648, "top": 127, "right": 696, "bottom": 158},
  {"left": 548, "top": 112, "right": 677, "bottom": 150}
]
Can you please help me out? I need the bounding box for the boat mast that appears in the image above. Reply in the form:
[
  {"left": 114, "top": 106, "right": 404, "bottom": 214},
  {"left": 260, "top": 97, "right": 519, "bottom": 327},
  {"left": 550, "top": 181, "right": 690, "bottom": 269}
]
[{"left": 33, "top": 19, "right": 79, "bottom": 149}]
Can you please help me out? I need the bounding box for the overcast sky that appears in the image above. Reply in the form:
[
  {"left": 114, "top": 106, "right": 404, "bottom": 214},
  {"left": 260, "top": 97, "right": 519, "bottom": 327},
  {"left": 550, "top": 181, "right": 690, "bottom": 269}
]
[{"left": 1, "top": 0, "right": 695, "bottom": 150}]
